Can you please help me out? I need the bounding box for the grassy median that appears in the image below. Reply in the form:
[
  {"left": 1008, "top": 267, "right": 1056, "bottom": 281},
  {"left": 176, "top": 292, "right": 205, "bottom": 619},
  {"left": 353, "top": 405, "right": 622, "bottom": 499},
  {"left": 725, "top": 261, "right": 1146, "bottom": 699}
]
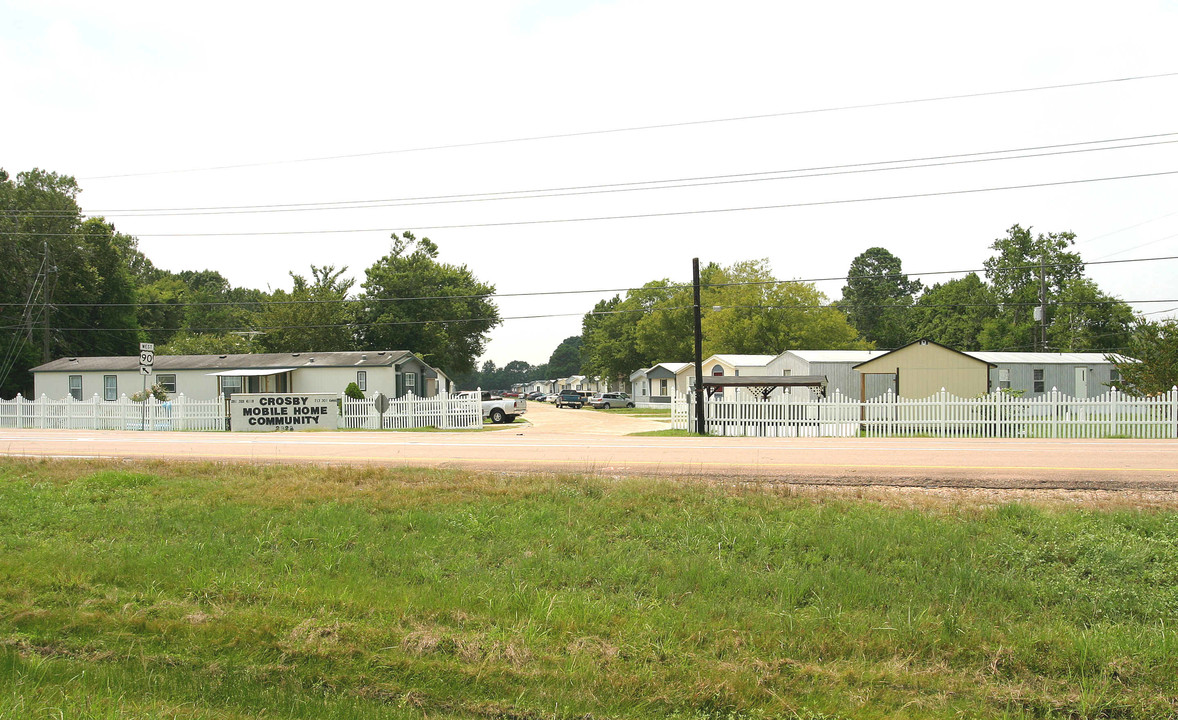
[{"left": 1, "top": 459, "right": 1177, "bottom": 719}]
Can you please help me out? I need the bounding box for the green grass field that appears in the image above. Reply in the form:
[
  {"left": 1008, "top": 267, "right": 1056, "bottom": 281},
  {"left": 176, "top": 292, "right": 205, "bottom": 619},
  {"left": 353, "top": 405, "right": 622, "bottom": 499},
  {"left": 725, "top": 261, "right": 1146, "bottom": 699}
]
[{"left": 2, "top": 459, "right": 1176, "bottom": 719}]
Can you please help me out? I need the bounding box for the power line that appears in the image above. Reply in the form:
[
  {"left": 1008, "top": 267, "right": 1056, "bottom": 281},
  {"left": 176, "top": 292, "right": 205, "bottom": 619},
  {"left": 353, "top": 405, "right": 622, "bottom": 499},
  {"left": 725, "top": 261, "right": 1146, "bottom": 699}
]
[
  {"left": 30, "top": 297, "right": 1178, "bottom": 334},
  {"left": 78, "top": 70, "right": 1178, "bottom": 181},
  {"left": 4, "top": 253, "right": 1176, "bottom": 310},
  {"left": 15, "top": 132, "right": 1171, "bottom": 218},
  {"left": 7, "top": 169, "right": 1178, "bottom": 239}
]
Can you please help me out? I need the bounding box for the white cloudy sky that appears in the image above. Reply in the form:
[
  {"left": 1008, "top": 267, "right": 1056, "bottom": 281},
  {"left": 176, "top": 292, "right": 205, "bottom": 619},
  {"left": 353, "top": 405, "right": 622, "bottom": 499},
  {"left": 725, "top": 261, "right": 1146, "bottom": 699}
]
[{"left": 4, "top": 1, "right": 1177, "bottom": 367}]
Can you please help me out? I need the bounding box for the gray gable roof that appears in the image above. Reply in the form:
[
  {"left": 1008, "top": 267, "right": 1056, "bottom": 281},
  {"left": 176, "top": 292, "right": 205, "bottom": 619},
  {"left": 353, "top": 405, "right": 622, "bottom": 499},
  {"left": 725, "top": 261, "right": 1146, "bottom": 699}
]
[{"left": 32, "top": 350, "right": 414, "bottom": 373}]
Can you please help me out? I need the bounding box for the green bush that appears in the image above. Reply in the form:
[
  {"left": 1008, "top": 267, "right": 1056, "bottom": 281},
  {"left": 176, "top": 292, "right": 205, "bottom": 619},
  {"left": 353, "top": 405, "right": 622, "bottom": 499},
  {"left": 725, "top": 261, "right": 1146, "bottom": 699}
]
[
  {"left": 130, "top": 383, "right": 169, "bottom": 402},
  {"left": 343, "top": 382, "right": 365, "bottom": 400}
]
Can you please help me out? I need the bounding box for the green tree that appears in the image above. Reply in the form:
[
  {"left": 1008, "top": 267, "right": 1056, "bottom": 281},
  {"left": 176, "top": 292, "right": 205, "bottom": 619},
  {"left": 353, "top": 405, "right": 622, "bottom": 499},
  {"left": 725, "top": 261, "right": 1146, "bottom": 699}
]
[
  {"left": 839, "top": 247, "right": 922, "bottom": 348},
  {"left": 260, "top": 264, "right": 356, "bottom": 352},
  {"left": 1110, "top": 319, "right": 1178, "bottom": 396},
  {"left": 582, "top": 282, "right": 678, "bottom": 383},
  {"left": 1048, "top": 278, "right": 1135, "bottom": 352},
  {"left": 69, "top": 218, "right": 140, "bottom": 357},
  {"left": 546, "top": 336, "right": 583, "bottom": 378},
  {"left": 981, "top": 224, "right": 1084, "bottom": 351},
  {"left": 707, "top": 259, "right": 866, "bottom": 354},
  {"left": 0, "top": 169, "right": 84, "bottom": 395},
  {"left": 635, "top": 272, "right": 718, "bottom": 363},
  {"left": 360, "top": 233, "right": 499, "bottom": 374},
  {"left": 909, "top": 273, "right": 997, "bottom": 350},
  {"left": 173, "top": 270, "right": 265, "bottom": 337},
  {"left": 158, "top": 332, "right": 257, "bottom": 356}
]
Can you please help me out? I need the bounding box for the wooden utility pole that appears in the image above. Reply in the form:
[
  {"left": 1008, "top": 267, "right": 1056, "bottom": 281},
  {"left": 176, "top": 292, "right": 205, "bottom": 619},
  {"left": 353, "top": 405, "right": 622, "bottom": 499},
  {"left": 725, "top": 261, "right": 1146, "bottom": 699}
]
[
  {"left": 1037, "top": 254, "right": 1048, "bottom": 352},
  {"left": 692, "top": 258, "right": 705, "bottom": 435}
]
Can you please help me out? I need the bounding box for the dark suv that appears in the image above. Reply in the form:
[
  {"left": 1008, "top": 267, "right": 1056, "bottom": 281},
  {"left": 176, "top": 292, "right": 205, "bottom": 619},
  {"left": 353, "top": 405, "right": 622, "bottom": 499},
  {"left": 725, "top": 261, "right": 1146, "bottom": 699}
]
[{"left": 555, "top": 389, "right": 585, "bottom": 408}]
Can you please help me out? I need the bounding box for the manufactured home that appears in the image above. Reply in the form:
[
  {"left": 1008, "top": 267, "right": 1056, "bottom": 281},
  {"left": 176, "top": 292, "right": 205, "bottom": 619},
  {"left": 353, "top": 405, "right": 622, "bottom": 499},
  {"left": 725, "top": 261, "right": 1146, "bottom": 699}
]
[
  {"left": 764, "top": 350, "right": 890, "bottom": 400},
  {"left": 31, "top": 351, "right": 439, "bottom": 402},
  {"left": 965, "top": 352, "right": 1130, "bottom": 398}
]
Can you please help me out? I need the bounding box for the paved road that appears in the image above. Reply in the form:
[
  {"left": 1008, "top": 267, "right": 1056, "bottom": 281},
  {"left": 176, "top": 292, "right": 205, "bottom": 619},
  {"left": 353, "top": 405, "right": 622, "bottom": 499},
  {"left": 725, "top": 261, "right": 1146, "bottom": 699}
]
[{"left": 2, "top": 403, "right": 1177, "bottom": 492}]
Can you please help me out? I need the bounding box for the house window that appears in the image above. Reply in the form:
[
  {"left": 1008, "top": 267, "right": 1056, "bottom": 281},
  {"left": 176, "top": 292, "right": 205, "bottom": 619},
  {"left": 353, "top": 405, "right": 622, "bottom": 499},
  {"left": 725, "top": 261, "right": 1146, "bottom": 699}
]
[
  {"left": 998, "top": 368, "right": 1011, "bottom": 390},
  {"left": 660, "top": 379, "right": 668, "bottom": 396},
  {"left": 221, "top": 376, "right": 243, "bottom": 397},
  {"left": 69, "top": 375, "right": 82, "bottom": 401},
  {"left": 357, "top": 370, "right": 367, "bottom": 392},
  {"left": 1110, "top": 368, "right": 1121, "bottom": 385},
  {"left": 711, "top": 365, "right": 724, "bottom": 376},
  {"left": 157, "top": 374, "right": 177, "bottom": 394},
  {"left": 1033, "top": 368, "right": 1045, "bottom": 393},
  {"left": 404, "top": 372, "right": 416, "bottom": 394},
  {"left": 104, "top": 375, "right": 117, "bottom": 401}
]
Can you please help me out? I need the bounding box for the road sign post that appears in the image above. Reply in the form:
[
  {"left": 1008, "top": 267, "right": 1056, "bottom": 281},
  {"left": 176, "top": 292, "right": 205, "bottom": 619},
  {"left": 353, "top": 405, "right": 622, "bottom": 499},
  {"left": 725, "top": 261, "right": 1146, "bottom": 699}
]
[
  {"left": 139, "top": 343, "right": 155, "bottom": 430},
  {"left": 373, "top": 392, "right": 389, "bottom": 429}
]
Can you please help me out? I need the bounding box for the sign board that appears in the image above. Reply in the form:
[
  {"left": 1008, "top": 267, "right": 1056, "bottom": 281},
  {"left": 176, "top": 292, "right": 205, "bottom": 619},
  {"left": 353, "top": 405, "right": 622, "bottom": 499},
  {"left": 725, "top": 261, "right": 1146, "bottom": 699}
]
[
  {"left": 372, "top": 391, "right": 389, "bottom": 414},
  {"left": 139, "top": 342, "right": 155, "bottom": 375},
  {"left": 229, "top": 393, "right": 339, "bottom": 432}
]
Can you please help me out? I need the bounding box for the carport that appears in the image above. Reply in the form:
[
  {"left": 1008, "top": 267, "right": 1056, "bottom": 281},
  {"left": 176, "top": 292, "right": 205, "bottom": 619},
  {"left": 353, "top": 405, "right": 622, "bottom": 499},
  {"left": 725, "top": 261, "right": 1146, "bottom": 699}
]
[{"left": 701, "top": 375, "right": 829, "bottom": 399}]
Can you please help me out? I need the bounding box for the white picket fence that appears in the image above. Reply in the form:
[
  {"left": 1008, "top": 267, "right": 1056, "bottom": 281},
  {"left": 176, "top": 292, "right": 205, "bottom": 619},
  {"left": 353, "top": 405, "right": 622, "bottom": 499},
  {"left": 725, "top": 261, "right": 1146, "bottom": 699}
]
[
  {"left": 672, "top": 387, "right": 1178, "bottom": 439},
  {"left": 0, "top": 394, "right": 227, "bottom": 431},
  {"left": 0, "top": 392, "right": 483, "bottom": 432},
  {"left": 340, "top": 393, "right": 482, "bottom": 430}
]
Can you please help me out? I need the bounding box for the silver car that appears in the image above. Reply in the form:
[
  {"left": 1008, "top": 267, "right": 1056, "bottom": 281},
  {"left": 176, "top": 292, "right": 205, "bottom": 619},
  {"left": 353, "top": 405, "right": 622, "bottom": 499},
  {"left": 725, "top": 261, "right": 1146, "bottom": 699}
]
[{"left": 591, "top": 392, "right": 635, "bottom": 409}]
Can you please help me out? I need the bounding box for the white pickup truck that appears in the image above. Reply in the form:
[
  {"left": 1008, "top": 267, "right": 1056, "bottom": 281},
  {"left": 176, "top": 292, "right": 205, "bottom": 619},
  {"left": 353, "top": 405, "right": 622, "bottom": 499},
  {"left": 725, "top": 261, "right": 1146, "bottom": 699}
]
[{"left": 459, "top": 391, "right": 527, "bottom": 424}]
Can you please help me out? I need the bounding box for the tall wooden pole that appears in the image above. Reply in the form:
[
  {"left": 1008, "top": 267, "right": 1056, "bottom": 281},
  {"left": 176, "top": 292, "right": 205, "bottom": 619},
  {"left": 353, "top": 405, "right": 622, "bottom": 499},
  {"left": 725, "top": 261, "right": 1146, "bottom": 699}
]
[{"left": 693, "top": 258, "right": 706, "bottom": 435}]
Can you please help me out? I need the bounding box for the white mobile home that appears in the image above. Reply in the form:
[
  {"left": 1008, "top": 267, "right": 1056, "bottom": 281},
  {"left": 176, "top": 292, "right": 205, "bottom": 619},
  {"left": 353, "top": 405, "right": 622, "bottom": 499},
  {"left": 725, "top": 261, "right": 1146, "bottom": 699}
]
[
  {"left": 700, "top": 354, "right": 776, "bottom": 378},
  {"left": 32, "top": 351, "right": 439, "bottom": 402},
  {"left": 630, "top": 362, "right": 692, "bottom": 404},
  {"left": 965, "top": 352, "right": 1130, "bottom": 398},
  {"left": 765, "top": 350, "right": 889, "bottom": 400}
]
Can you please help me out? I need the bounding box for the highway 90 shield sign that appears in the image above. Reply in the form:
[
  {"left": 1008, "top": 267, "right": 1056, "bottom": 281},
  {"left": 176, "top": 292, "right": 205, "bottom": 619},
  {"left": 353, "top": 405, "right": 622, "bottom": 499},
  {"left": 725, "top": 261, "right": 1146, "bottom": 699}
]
[{"left": 139, "top": 342, "right": 154, "bottom": 375}]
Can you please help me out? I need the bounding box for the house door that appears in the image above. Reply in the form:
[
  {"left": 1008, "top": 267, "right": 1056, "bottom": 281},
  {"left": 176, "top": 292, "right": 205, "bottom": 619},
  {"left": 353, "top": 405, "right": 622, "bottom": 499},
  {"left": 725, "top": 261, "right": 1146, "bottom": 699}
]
[{"left": 1074, "top": 367, "right": 1089, "bottom": 398}]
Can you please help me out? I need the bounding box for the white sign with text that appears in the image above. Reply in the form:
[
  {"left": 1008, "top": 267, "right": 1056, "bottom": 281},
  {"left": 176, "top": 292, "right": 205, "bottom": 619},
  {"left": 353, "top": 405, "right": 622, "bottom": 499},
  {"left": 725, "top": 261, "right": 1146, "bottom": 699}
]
[{"left": 229, "top": 393, "right": 339, "bottom": 432}]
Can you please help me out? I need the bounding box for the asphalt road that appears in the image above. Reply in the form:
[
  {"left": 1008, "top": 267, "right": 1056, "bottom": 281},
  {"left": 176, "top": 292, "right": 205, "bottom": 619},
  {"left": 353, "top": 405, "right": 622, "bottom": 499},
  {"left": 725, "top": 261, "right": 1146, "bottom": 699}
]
[{"left": 2, "top": 403, "right": 1177, "bottom": 492}]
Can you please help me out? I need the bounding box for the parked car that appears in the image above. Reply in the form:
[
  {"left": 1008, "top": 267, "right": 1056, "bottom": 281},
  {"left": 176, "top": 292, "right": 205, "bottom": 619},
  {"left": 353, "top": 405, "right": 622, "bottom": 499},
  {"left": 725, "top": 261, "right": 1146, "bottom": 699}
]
[
  {"left": 555, "top": 389, "right": 585, "bottom": 408},
  {"left": 591, "top": 392, "right": 635, "bottom": 409},
  {"left": 458, "top": 391, "right": 527, "bottom": 423},
  {"left": 526, "top": 391, "right": 545, "bottom": 400}
]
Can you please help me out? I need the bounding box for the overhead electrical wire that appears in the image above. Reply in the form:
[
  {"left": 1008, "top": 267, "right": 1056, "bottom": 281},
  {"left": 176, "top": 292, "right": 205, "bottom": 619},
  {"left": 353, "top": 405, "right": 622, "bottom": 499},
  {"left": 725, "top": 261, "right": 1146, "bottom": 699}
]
[
  {"left": 4, "top": 253, "right": 1177, "bottom": 310},
  {"left": 7, "top": 169, "right": 1178, "bottom": 239},
  {"left": 17, "top": 132, "right": 1178, "bottom": 219},
  {"left": 78, "top": 70, "right": 1178, "bottom": 180},
  {"left": 29, "top": 297, "right": 1178, "bottom": 334}
]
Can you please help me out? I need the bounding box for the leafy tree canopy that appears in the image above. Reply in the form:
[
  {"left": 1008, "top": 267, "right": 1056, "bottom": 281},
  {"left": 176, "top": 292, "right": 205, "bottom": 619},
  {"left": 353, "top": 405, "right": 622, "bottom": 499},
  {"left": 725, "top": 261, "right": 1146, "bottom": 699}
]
[
  {"left": 360, "top": 232, "right": 499, "bottom": 375},
  {"left": 546, "top": 336, "right": 584, "bottom": 378},
  {"left": 839, "top": 247, "right": 922, "bottom": 348},
  {"left": 1109, "top": 319, "right": 1178, "bottom": 396},
  {"left": 260, "top": 264, "right": 356, "bottom": 353},
  {"left": 909, "top": 273, "right": 997, "bottom": 351}
]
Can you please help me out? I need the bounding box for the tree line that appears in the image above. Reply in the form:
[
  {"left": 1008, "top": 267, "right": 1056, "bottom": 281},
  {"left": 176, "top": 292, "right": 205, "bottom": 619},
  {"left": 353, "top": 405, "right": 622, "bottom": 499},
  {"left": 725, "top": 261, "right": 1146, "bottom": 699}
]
[
  {"left": 573, "top": 226, "right": 1176, "bottom": 395},
  {"left": 5, "top": 168, "right": 1174, "bottom": 398},
  {"left": 0, "top": 169, "right": 500, "bottom": 397}
]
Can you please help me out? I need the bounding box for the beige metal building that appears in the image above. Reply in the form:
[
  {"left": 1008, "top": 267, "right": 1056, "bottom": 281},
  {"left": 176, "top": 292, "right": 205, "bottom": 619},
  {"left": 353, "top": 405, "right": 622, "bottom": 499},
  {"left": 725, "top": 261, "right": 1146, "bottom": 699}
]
[{"left": 853, "top": 339, "right": 996, "bottom": 399}]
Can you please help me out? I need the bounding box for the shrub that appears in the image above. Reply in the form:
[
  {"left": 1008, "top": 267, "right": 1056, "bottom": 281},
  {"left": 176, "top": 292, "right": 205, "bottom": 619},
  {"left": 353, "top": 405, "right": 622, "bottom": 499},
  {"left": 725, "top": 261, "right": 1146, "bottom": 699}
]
[{"left": 130, "top": 383, "right": 169, "bottom": 402}]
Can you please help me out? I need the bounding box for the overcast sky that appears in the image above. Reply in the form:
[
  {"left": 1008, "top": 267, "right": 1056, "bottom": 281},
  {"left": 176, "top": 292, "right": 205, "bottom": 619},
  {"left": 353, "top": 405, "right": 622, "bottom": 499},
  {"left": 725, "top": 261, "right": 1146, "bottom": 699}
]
[{"left": 4, "top": 1, "right": 1177, "bottom": 367}]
